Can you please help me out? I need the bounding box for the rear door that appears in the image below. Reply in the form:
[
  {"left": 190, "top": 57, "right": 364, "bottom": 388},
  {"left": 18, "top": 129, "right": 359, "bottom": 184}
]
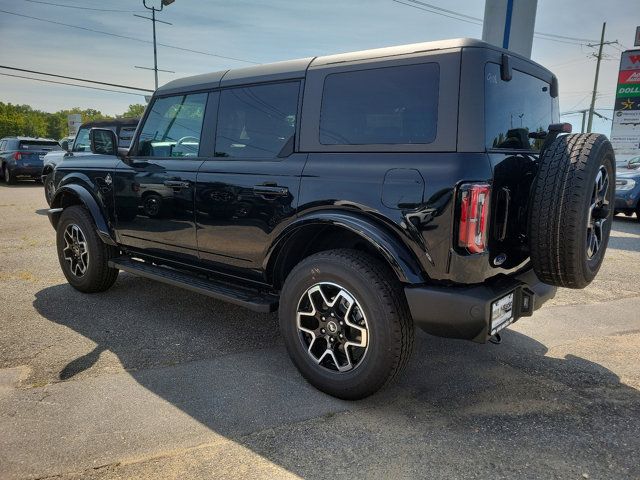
[
  {"left": 113, "top": 92, "right": 209, "bottom": 262},
  {"left": 195, "top": 81, "right": 305, "bottom": 273}
]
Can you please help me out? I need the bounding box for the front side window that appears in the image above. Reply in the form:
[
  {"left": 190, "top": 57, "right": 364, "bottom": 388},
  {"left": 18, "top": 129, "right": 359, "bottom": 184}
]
[
  {"left": 137, "top": 92, "right": 208, "bottom": 158},
  {"left": 73, "top": 128, "right": 91, "bottom": 152},
  {"left": 485, "top": 63, "right": 560, "bottom": 151},
  {"left": 215, "top": 82, "right": 299, "bottom": 158},
  {"left": 320, "top": 63, "right": 439, "bottom": 145}
]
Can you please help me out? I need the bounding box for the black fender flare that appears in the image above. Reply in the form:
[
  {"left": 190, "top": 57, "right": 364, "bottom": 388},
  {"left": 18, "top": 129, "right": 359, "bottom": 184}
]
[
  {"left": 49, "top": 183, "right": 117, "bottom": 246},
  {"left": 265, "top": 211, "right": 425, "bottom": 284}
]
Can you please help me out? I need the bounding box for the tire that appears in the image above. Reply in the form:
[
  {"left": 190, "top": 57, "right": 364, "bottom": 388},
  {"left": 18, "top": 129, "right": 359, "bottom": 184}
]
[
  {"left": 56, "top": 205, "right": 119, "bottom": 293},
  {"left": 44, "top": 172, "right": 55, "bottom": 206},
  {"left": 279, "top": 249, "right": 414, "bottom": 400},
  {"left": 4, "top": 165, "right": 16, "bottom": 185},
  {"left": 529, "top": 133, "right": 615, "bottom": 288}
]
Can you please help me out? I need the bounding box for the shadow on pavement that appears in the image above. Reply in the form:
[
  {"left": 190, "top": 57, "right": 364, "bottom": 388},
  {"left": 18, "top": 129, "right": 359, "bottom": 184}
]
[{"left": 32, "top": 276, "right": 640, "bottom": 478}]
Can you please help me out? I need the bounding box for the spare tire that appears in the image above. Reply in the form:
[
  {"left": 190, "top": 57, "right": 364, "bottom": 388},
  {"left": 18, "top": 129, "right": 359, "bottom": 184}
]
[{"left": 529, "top": 133, "right": 615, "bottom": 289}]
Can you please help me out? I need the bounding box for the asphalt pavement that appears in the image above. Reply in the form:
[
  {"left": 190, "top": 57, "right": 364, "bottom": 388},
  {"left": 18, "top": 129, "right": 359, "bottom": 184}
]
[{"left": 1, "top": 182, "right": 639, "bottom": 480}]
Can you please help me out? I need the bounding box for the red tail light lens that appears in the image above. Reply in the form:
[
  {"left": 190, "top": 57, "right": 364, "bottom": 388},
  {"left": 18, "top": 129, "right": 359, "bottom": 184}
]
[
  {"left": 458, "top": 183, "right": 491, "bottom": 254},
  {"left": 13, "top": 152, "right": 22, "bottom": 160}
]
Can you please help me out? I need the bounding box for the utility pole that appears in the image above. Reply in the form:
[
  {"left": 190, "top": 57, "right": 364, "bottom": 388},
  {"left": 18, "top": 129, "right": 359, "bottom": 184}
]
[
  {"left": 134, "top": 0, "right": 175, "bottom": 90},
  {"left": 586, "top": 22, "right": 606, "bottom": 133}
]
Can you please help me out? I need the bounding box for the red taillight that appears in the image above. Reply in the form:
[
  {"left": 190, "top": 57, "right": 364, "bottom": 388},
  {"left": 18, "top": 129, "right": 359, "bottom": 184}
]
[
  {"left": 458, "top": 183, "right": 491, "bottom": 254},
  {"left": 14, "top": 152, "right": 22, "bottom": 160}
]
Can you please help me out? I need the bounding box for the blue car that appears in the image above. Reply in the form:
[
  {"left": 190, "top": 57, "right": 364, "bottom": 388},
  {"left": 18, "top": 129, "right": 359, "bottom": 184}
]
[{"left": 615, "top": 168, "right": 640, "bottom": 221}]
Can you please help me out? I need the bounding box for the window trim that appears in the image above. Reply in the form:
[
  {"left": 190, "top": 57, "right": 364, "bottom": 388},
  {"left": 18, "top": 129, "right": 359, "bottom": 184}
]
[{"left": 300, "top": 50, "right": 459, "bottom": 153}]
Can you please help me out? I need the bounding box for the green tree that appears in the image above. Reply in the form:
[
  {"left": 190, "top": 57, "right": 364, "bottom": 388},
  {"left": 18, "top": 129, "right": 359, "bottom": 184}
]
[{"left": 118, "top": 104, "right": 146, "bottom": 118}]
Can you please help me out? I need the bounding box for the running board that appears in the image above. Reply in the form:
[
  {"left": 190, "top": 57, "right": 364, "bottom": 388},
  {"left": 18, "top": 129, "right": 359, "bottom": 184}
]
[{"left": 108, "top": 257, "right": 278, "bottom": 313}]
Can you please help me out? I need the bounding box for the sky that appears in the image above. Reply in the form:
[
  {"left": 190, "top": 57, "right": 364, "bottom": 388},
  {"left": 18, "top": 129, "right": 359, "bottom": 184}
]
[{"left": 0, "top": 0, "right": 638, "bottom": 136}]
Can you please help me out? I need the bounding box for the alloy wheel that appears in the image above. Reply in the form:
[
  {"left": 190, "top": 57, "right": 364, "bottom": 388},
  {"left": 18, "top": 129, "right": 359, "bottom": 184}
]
[
  {"left": 586, "top": 165, "right": 610, "bottom": 259},
  {"left": 62, "top": 223, "right": 89, "bottom": 277},
  {"left": 296, "top": 282, "right": 369, "bottom": 373}
]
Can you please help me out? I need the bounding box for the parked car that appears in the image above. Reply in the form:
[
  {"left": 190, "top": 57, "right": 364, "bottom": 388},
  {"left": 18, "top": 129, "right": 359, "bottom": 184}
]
[
  {"left": 615, "top": 169, "right": 640, "bottom": 220},
  {"left": 47, "top": 38, "right": 615, "bottom": 399},
  {"left": 42, "top": 118, "right": 140, "bottom": 205},
  {"left": 59, "top": 135, "right": 75, "bottom": 151},
  {"left": 622, "top": 155, "right": 640, "bottom": 170},
  {"left": 0, "top": 137, "right": 62, "bottom": 184}
]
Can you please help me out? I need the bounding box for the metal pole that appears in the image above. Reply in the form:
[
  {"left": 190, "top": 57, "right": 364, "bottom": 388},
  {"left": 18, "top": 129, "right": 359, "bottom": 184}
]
[
  {"left": 152, "top": 7, "right": 158, "bottom": 90},
  {"left": 581, "top": 110, "right": 586, "bottom": 133},
  {"left": 587, "top": 22, "right": 606, "bottom": 133}
]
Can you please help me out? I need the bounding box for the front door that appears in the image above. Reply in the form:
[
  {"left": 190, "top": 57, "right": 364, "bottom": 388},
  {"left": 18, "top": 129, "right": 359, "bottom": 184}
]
[
  {"left": 195, "top": 81, "right": 304, "bottom": 274},
  {"left": 113, "top": 92, "right": 209, "bottom": 262}
]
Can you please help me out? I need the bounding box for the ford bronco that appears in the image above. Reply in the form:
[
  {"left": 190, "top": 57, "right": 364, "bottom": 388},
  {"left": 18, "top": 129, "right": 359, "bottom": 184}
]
[{"left": 47, "top": 39, "right": 615, "bottom": 399}]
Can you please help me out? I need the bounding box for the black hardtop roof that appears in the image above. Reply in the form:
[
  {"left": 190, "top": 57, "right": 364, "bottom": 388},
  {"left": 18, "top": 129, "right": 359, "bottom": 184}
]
[
  {"left": 80, "top": 117, "right": 140, "bottom": 129},
  {"left": 156, "top": 38, "right": 551, "bottom": 95}
]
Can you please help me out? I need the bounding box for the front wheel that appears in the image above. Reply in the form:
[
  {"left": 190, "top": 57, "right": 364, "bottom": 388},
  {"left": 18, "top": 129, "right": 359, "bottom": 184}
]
[
  {"left": 279, "top": 250, "right": 414, "bottom": 400},
  {"left": 56, "top": 205, "right": 119, "bottom": 293}
]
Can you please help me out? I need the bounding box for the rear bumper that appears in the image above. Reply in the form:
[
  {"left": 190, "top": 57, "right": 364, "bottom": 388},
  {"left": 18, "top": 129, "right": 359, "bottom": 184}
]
[
  {"left": 11, "top": 165, "right": 43, "bottom": 178},
  {"left": 405, "top": 269, "right": 556, "bottom": 343},
  {"left": 614, "top": 194, "right": 638, "bottom": 211}
]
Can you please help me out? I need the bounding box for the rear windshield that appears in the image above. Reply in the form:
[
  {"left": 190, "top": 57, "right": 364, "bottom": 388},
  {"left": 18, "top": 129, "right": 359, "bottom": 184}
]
[
  {"left": 18, "top": 141, "right": 61, "bottom": 151},
  {"left": 484, "top": 63, "right": 559, "bottom": 151}
]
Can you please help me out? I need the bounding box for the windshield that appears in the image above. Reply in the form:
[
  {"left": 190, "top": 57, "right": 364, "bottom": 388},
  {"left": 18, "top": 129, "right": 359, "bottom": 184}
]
[{"left": 485, "top": 63, "right": 559, "bottom": 151}]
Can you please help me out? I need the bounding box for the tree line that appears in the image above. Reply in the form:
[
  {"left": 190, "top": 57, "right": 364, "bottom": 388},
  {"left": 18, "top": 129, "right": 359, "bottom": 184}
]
[{"left": 0, "top": 102, "right": 146, "bottom": 140}]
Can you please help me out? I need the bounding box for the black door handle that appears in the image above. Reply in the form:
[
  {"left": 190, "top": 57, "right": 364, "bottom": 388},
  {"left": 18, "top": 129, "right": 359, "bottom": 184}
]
[
  {"left": 252, "top": 185, "right": 289, "bottom": 196},
  {"left": 164, "top": 180, "right": 191, "bottom": 189}
]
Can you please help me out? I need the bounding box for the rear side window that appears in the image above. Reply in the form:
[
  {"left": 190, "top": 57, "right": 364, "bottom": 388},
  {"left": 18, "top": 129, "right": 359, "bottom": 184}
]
[
  {"left": 18, "top": 141, "right": 60, "bottom": 151},
  {"left": 215, "top": 82, "right": 299, "bottom": 159},
  {"left": 137, "top": 92, "right": 208, "bottom": 158},
  {"left": 484, "top": 63, "right": 559, "bottom": 151},
  {"left": 319, "top": 63, "right": 439, "bottom": 145}
]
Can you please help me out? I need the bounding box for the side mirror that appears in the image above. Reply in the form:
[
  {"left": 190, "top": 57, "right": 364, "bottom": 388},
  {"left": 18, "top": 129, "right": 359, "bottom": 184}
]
[
  {"left": 60, "top": 139, "right": 70, "bottom": 152},
  {"left": 90, "top": 128, "right": 118, "bottom": 156}
]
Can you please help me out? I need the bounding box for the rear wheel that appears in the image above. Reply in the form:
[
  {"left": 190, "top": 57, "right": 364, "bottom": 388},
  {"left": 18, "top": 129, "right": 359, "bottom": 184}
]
[
  {"left": 529, "top": 133, "right": 614, "bottom": 288},
  {"left": 279, "top": 249, "right": 414, "bottom": 399},
  {"left": 44, "top": 172, "right": 56, "bottom": 206},
  {"left": 56, "top": 206, "right": 119, "bottom": 293},
  {"left": 4, "top": 166, "right": 16, "bottom": 185}
]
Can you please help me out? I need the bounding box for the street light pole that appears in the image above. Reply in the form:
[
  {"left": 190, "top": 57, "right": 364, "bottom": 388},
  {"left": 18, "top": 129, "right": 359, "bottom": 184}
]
[
  {"left": 151, "top": 6, "right": 158, "bottom": 89},
  {"left": 134, "top": 0, "right": 175, "bottom": 90}
]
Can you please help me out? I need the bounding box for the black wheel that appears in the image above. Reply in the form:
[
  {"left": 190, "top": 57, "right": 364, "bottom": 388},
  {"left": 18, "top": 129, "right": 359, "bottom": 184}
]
[
  {"left": 279, "top": 249, "right": 414, "bottom": 400},
  {"left": 529, "top": 133, "right": 615, "bottom": 288},
  {"left": 56, "top": 205, "right": 119, "bottom": 293},
  {"left": 4, "top": 165, "right": 16, "bottom": 185},
  {"left": 44, "top": 172, "right": 56, "bottom": 206},
  {"left": 142, "top": 193, "right": 163, "bottom": 218}
]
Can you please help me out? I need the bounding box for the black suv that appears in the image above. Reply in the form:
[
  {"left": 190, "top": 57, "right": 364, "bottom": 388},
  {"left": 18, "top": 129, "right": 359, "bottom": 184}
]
[
  {"left": 47, "top": 39, "right": 615, "bottom": 399},
  {"left": 0, "top": 137, "right": 61, "bottom": 184},
  {"left": 42, "top": 118, "right": 139, "bottom": 205}
]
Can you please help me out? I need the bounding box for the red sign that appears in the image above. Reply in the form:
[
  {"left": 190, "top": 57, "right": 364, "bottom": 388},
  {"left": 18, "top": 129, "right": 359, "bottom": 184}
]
[{"left": 619, "top": 70, "right": 640, "bottom": 84}]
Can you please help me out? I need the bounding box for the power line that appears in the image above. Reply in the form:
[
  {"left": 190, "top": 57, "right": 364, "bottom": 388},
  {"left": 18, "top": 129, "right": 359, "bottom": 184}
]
[
  {"left": 0, "top": 72, "right": 144, "bottom": 96},
  {"left": 20, "top": 0, "right": 139, "bottom": 13},
  {"left": 0, "top": 65, "right": 153, "bottom": 92},
  {"left": 0, "top": 8, "right": 258, "bottom": 65},
  {"left": 392, "top": 0, "right": 600, "bottom": 46}
]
